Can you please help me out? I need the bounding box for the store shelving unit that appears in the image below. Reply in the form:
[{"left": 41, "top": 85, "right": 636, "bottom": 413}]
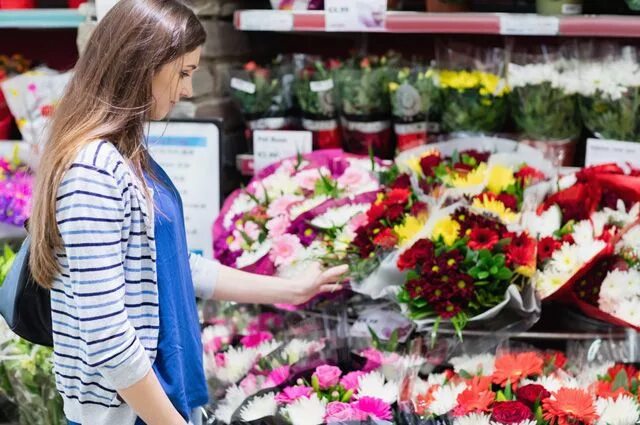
[
  {"left": 234, "top": 10, "right": 640, "bottom": 37},
  {"left": 0, "top": 8, "right": 83, "bottom": 29}
]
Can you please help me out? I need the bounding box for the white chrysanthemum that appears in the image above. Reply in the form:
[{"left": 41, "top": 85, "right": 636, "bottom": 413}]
[
  {"left": 454, "top": 413, "right": 492, "bottom": 425},
  {"left": 449, "top": 354, "right": 495, "bottom": 376},
  {"left": 576, "top": 239, "right": 607, "bottom": 264},
  {"left": 202, "top": 324, "right": 232, "bottom": 346},
  {"left": 289, "top": 195, "right": 331, "bottom": 220},
  {"left": 600, "top": 269, "right": 640, "bottom": 308},
  {"left": 533, "top": 268, "right": 568, "bottom": 299},
  {"left": 549, "top": 242, "right": 581, "bottom": 274},
  {"left": 282, "top": 393, "right": 326, "bottom": 425},
  {"left": 235, "top": 241, "right": 272, "bottom": 269},
  {"left": 521, "top": 205, "right": 562, "bottom": 239},
  {"left": 596, "top": 395, "right": 640, "bottom": 425},
  {"left": 281, "top": 339, "right": 320, "bottom": 364},
  {"left": 621, "top": 224, "right": 640, "bottom": 256},
  {"left": 356, "top": 371, "right": 398, "bottom": 404},
  {"left": 429, "top": 383, "right": 466, "bottom": 416},
  {"left": 255, "top": 340, "right": 282, "bottom": 358},
  {"left": 613, "top": 299, "right": 640, "bottom": 326},
  {"left": 262, "top": 171, "right": 300, "bottom": 198},
  {"left": 214, "top": 385, "right": 250, "bottom": 424},
  {"left": 572, "top": 221, "right": 597, "bottom": 246},
  {"left": 577, "top": 59, "right": 640, "bottom": 100},
  {"left": 310, "top": 203, "right": 370, "bottom": 229},
  {"left": 508, "top": 62, "right": 578, "bottom": 95},
  {"left": 213, "top": 347, "right": 257, "bottom": 383},
  {"left": 223, "top": 193, "right": 257, "bottom": 228},
  {"left": 333, "top": 226, "right": 357, "bottom": 255},
  {"left": 426, "top": 372, "right": 449, "bottom": 387},
  {"left": 239, "top": 393, "right": 278, "bottom": 421}
]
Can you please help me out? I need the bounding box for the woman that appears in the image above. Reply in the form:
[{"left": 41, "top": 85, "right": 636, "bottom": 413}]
[{"left": 28, "top": 1, "right": 347, "bottom": 424}]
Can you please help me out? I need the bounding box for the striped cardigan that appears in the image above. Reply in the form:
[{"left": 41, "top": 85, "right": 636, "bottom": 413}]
[{"left": 52, "top": 140, "right": 218, "bottom": 425}]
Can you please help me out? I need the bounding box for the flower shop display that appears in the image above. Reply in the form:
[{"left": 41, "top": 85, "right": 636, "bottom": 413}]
[
  {"left": 0, "top": 67, "right": 71, "bottom": 147},
  {"left": 508, "top": 53, "right": 582, "bottom": 167},
  {"left": 389, "top": 66, "right": 439, "bottom": 153},
  {"left": 294, "top": 57, "right": 342, "bottom": 150},
  {"left": 0, "top": 149, "right": 33, "bottom": 228},
  {"left": 336, "top": 55, "right": 395, "bottom": 159},
  {"left": 0, "top": 54, "right": 32, "bottom": 140}
]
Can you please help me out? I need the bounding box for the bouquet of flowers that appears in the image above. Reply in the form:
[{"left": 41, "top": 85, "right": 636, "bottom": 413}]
[
  {"left": 389, "top": 66, "right": 439, "bottom": 153},
  {"left": 0, "top": 54, "right": 31, "bottom": 139},
  {"left": 577, "top": 48, "right": 640, "bottom": 142},
  {"left": 336, "top": 55, "right": 394, "bottom": 159},
  {"left": 395, "top": 205, "right": 538, "bottom": 336},
  {"left": 294, "top": 57, "right": 342, "bottom": 150}
]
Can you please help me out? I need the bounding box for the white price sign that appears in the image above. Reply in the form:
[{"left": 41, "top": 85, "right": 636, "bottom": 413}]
[
  {"left": 585, "top": 138, "right": 640, "bottom": 169},
  {"left": 147, "top": 121, "right": 220, "bottom": 259},
  {"left": 253, "top": 130, "right": 313, "bottom": 172},
  {"left": 325, "top": 0, "right": 387, "bottom": 32},
  {"left": 238, "top": 10, "right": 294, "bottom": 31},
  {"left": 350, "top": 307, "right": 414, "bottom": 343},
  {"left": 499, "top": 14, "right": 559, "bottom": 35}
]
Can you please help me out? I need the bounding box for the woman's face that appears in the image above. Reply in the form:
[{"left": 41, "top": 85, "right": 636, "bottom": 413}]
[{"left": 150, "top": 46, "right": 201, "bottom": 120}]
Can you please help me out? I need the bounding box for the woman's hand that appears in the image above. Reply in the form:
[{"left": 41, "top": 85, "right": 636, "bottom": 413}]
[{"left": 286, "top": 263, "right": 349, "bottom": 305}]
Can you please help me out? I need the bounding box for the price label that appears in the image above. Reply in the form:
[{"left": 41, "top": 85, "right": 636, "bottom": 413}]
[
  {"left": 585, "top": 138, "right": 640, "bottom": 169},
  {"left": 253, "top": 130, "right": 313, "bottom": 172},
  {"left": 238, "top": 10, "right": 295, "bottom": 31},
  {"left": 499, "top": 14, "right": 559, "bottom": 35},
  {"left": 310, "top": 79, "right": 334, "bottom": 92},
  {"left": 230, "top": 78, "right": 256, "bottom": 94},
  {"left": 325, "top": 0, "right": 387, "bottom": 32},
  {"left": 350, "top": 307, "right": 414, "bottom": 343}
]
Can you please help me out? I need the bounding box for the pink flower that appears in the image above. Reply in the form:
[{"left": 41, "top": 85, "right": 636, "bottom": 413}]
[
  {"left": 360, "top": 347, "right": 384, "bottom": 372},
  {"left": 338, "top": 166, "right": 374, "bottom": 189},
  {"left": 264, "top": 366, "right": 291, "bottom": 388},
  {"left": 240, "top": 331, "right": 273, "bottom": 348},
  {"left": 247, "top": 313, "right": 284, "bottom": 333},
  {"left": 229, "top": 230, "right": 243, "bottom": 251},
  {"left": 325, "top": 402, "right": 368, "bottom": 423},
  {"left": 240, "top": 374, "right": 258, "bottom": 394},
  {"left": 340, "top": 371, "right": 367, "bottom": 392},
  {"left": 266, "top": 215, "right": 291, "bottom": 238},
  {"left": 294, "top": 168, "right": 330, "bottom": 191},
  {"left": 313, "top": 365, "right": 342, "bottom": 390},
  {"left": 275, "top": 386, "right": 314, "bottom": 404},
  {"left": 280, "top": 160, "right": 297, "bottom": 176},
  {"left": 243, "top": 221, "right": 261, "bottom": 240},
  {"left": 215, "top": 353, "right": 226, "bottom": 368},
  {"left": 269, "top": 234, "right": 304, "bottom": 267},
  {"left": 267, "top": 194, "right": 303, "bottom": 218},
  {"left": 203, "top": 336, "right": 225, "bottom": 354},
  {"left": 348, "top": 212, "right": 369, "bottom": 232},
  {"left": 351, "top": 397, "right": 392, "bottom": 420}
]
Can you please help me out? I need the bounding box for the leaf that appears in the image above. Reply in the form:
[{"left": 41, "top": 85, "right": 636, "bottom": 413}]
[
  {"left": 612, "top": 369, "right": 630, "bottom": 392},
  {"left": 388, "top": 329, "right": 399, "bottom": 352},
  {"left": 478, "top": 271, "right": 490, "bottom": 280},
  {"left": 490, "top": 266, "right": 498, "bottom": 275},
  {"left": 505, "top": 380, "right": 513, "bottom": 400},
  {"left": 459, "top": 370, "right": 473, "bottom": 380},
  {"left": 497, "top": 268, "right": 513, "bottom": 280},
  {"left": 368, "top": 326, "right": 381, "bottom": 349}
]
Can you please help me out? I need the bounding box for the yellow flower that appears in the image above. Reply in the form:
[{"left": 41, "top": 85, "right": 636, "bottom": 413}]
[
  {"left": 448, "top": 163, "right": 487, "bottom": 188},
  {"left": 395, "top": 215, "right": 427, "bottom": 247},
  {"left": 389, "top": 82, "right": 399, "bottom": 92},
  {"left": 516, "top": 265, "right": 535, "bottom": 278},
  {"left": 487, "top": 165, "right": 515, "bottom": 194},
  {"left": 405, "top": 156, "right": 423, "bottom": 177},
  {"left": 472, "top": 195, "right": 519, "bottom": 224},
  {"left": 432, "top": 216, "right": 460, "bottom": 246}
]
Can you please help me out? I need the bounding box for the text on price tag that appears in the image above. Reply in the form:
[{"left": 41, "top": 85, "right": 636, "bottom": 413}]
[
  {"left": 499, "top": 14, "right": 559, "bottom": 35},
  {"left": 324, "top": 0, "right": 387, "bottom": 32},
  {"left": 585, "top": 138, "right": 640, "bottom": 169},
  {"left": 253, "top": 130, "right": 313, "bottom": 172}
]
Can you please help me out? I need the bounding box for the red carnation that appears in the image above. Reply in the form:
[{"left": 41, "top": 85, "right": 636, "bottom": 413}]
[
  {"left": 516, "top": 384, "right": 551, "bottom": 408},
  {"left": 461, "top": 149, "right": 490, "bottom": 164},
  {"left": 373, "top": 228, "right": 398, "bottom": 249},
  {"left": 420, "top": 154, "right": 443, "bottom": 178},
  {"left": 497, "top": 193, "right": 518, "bottom": 211},
  {"left": 469, "top": 227, "right": 500, "bottom": 251},
  {"left": 411, "top": 201, "right": 428, "bottom": 217},
  {"left": 491, "top": 401, "right": 533, "bottom": 424},
  {"left": 367, "top": 203, "right": 387, "bottom": 223},
  {"left": 506, "top": 233, "right": 536, "bottom": 268},
  {"left": 515, "top": 166, "right": 545, "bottom": 185},
  {"left": 385, "top": 188, "right": 411, "bottom": 206},
  {"left": 391, "top": 173, "right": 412, "bottom": 190},
  {"left": 397, "top": 239, "right": 435, "bottom": 270},
  {"left": 386, "top": 204, "right": 406, "bottom": 222},
  {"left": 537, "top": 237, "right": 560, "bottom": 262}
]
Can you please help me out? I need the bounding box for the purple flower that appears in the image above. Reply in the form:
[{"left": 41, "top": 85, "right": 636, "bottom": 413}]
[{"left": 289, "top": 219, "right": 317, "bottom": 246}]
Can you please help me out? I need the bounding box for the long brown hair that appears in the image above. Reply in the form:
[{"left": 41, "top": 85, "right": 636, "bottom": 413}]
[{"left": 30, "top": 0, "right": 206, "bottom": 288}]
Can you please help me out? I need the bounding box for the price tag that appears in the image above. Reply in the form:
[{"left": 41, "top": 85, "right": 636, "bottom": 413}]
[
  {"left": 499, "top": 14, "right": 559, "bottom": 35},
  {"left": 325, "top": 0, "right": 387, "bottom": 32},
  {"left": 350, "top": 307, "right": 414, "bottom": 343},
  {"left": 238, "top": 10, "right": 295, "bottom": 31},
  {"left": 230, "top": 78, "right": 256, "bottom": 94},
  {"left": 310, "top": 79, "right": 334, "bottom": 92},
  {"left": 253, "top": 130, "right": 312, "bottom": 172},
  {"left": 585, "top": 138, "right": 640, "bottom": 169}
]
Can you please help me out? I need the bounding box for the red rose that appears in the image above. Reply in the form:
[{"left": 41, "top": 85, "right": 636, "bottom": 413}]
[
  {"left": 469, "top": 227, "right": 500, "bottom": 251},
  {"left": 373, "top": 228, "right": 398, "bottom": 249},
  {"left": 515, "top": 166, "right": 545, "bottom": 185},
  {"left": 391, "top": 173, "right": 412, "bottom": 190},
  {"left": 385, "top": 188, "right": 411, "bottom": 206},
  {"left": 420, "top": 154, "right": 443, "bottom": 178},
  {"left": 506, "top": 234, "right": 536, "bottom": 268},
  {"left": 537, "top": 237, "right": 560, "bottom": 262},
  {"left": 516, "top": 384, "right": 551, "bottom": 408},
  {"left": 367, "top": 203, "right": 387, "bottom": 223},
  {"left": 397, "top": 239, "right": 435, "bottom": 270},
  {"left": 497, "top": 193, "right": 518, "bottom": 211},
  {"left": 491, "top": 401, "right": 533, "bottom": 424}
]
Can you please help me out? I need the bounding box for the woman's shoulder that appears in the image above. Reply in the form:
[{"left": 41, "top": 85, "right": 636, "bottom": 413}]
[{"left": 71, "top": 140, "right": 125, "bottom": 174}]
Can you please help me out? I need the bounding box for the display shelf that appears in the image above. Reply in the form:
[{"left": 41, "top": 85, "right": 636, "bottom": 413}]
[
  {"left": 234, "top": 10, "right": 640, "bottom": 37},
  {"left": 0, "top": 9, "right": 84, "bottom": 29}
]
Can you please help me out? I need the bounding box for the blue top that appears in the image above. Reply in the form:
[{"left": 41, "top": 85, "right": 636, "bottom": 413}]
[{"left": 68, "top": 157, "right": 208, "bottom": 425}]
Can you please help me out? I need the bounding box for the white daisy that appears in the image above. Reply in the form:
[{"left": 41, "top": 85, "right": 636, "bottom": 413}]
[
  {"left": 449, "top": 353, "right": 495, "bottom": 376},
  {"left": 357, "top": 371, "right": 398, "bottom": 404},
  {"left": 426, "top": 372, "right": 449, "bottom": 387},
  {"left": 255, "top": 340, "right": 282, "bottom": 358},
  {"left": 310, "top": 203, "right": 370, "bottom": 229},
  {"left": 596, "top": 395, "right": 640, "bottom": 425},
  {"left": 549, "top": 243, "right": 581, "bottom": 274},
  {"left": 235, "top": 241, "right": 272, "bottom": 269},
  {"left": 282, "top": 393, "right": 326, "bottom": 425},
  {"left": 521, "top": 205, "right": 562, "bottom": 239},
  {"left": 572, "top": 221, "right": 597, "bottom": 246},
  {"left": 214, "top": 385, "right": 250, "bottom": 424},
  {"left": 429, "top": 383, "right": 466, "bottom": 416},
  {"left": 223, "top": 193, "right": 257, "bottom": 228},
  {"left": 261, "top": 171, "right": 300, "bottom": 198},
  {"left": 213, "top": 347, "right": 258, "bottom": 384},
  {"left": 454, "top": 413, "right": 491, "bottom": 425},
  {"left": 239, "top": 393, "right": 278, "bottom": 421}
]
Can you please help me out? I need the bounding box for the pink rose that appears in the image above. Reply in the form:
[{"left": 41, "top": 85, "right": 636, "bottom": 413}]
[
  {"left": 266, "top": 215, "right": 291, "bottom": 238},
  {"left": 240, "top": 374, "right": 258, "bottom": 394},
  {"left": 267, "top": 195, "right": 304, "bottom": 218},
  {"left": 275, "top": 386, "right": 314, "bottom": 404},
  {"left": 351, "top": 397, "right": 392, "bottom": 420},
  {"left": 294, "top": 167, "right": 331, "bottom": 191},
  {"left": 264, "top": 366, "right": 291, "bottom": 388},
  {"left": 360, "top": 347, "right": 384, "bottom": 372},
  {"left": 240, "top": 331, "right": 273, "bottom": 348},
  {"left": 269, "top": 234, "right": 303, "bottom": 267},
  {"left": 338, "top": 167, "right": 374, "bottom": 189},
  {"left": 313, "top": 365, "right": 342, "bottom": 390},
  {"left": 340, "top": 371, "right": 367, "bottom": 392},
  {"left": 325, "top": 402, "right": 368, "bottom": 423}
]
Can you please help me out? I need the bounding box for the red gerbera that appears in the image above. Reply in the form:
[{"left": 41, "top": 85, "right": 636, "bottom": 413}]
[
  {"left": 542, "top": 388, "right": 598, "bottom": 425},
  {"left": 468, "top": 226, "right": 500, "bottom": 251},
  {"left": 373, "top": 228, "right": 398, "bottom": 249},
  {"left": 497, "top": 193, "right": 519, "bottom": 211},
  {"left": 492, "top": 352, "right": 544, "bottom": 387},
  {"left": 454, "top": 385, "right": 495, "bottom": 416},
  {"left": 506, "top": 233, "right": 536, "bottom": 269},
  {"left": 538, "top": 237, "right": 561, "bottom": 262}
]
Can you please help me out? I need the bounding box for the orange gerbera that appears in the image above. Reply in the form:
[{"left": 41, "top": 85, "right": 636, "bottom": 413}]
[
  {"left": 492, "top": 352, "right": 544, "bottom": 387},
  {"left": 455, "top": 386, "right": 495, "bottom": 416},
  {"left": 415, "top": 385, "right": 440, "bottom": 416},
  {"left": 590, "top": 380, "right": 631, "bottom": 400},
  {"left": 542, "top": 388, "right": 598, "bottom": 425}
]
